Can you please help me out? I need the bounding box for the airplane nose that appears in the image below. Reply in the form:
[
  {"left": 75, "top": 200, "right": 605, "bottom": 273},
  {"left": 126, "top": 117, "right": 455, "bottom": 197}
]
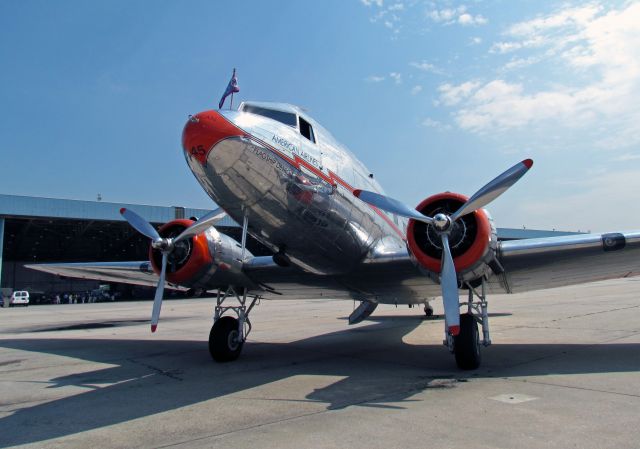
[{"left": 182, "top": 110, "right": 244, "bottom": 167}]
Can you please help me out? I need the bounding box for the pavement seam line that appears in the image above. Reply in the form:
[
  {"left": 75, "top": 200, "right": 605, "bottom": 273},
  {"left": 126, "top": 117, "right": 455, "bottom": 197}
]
[{"left": 502, "top": 377, "right": 640, "bottom": 399}]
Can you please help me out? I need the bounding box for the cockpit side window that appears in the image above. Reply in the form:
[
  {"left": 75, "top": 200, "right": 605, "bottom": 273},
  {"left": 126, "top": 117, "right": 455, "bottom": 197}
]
[
  {"left": 299, "top": 117, "right": 316, "bottom": 143},
  {"left": 242, "top": 105, "right": 297, "bottom": 127}
]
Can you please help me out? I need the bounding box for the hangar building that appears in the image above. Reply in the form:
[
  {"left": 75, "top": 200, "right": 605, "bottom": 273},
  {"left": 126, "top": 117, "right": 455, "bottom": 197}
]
[{"left": 0, "top": 194, "right": 271, "bottom": 302}]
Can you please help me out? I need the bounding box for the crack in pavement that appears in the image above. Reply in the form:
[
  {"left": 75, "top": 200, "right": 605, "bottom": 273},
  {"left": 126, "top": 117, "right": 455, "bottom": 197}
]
[{"left": 126, "top": 358, "right": 184, "bottom": 381}]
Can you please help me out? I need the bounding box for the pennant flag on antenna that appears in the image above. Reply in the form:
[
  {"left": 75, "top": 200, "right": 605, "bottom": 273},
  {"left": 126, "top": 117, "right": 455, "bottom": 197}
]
[{"left": 218, "top": 68, "right": 240, "bottom": 109}]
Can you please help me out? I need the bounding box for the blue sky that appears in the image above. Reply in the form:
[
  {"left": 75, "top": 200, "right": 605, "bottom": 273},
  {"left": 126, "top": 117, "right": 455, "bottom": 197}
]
[{"left": 1, "top": 0, "right": 639, "bottom": 232}]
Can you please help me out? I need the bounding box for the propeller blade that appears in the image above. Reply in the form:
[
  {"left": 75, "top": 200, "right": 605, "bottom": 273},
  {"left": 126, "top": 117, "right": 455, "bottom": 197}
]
[
  {"left": 173, "top": 208, "right": 227, "bottom": 244},
  {"left": 450, "top": 159, "right": 533, "bottom": 222},
  {"left": 354, "top": 190, "right": 433, "bottom": 225},
  {"left": 120, "top": 208, "right": 161, "bottom": 242},
  {"left": 150, "top": 252, "right": 167, "bottom": 332},
  {"left": 440, "top": 234, "right": 461, "bottom": 336}
]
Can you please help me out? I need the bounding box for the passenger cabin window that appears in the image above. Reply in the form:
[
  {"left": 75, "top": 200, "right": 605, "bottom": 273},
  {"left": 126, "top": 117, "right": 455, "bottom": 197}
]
[
  {"left": 299, "top": 117, "right": 315, "bottom": 143},
  {"left": 242, "top": 105, "right": 297, "bottom": 128}
]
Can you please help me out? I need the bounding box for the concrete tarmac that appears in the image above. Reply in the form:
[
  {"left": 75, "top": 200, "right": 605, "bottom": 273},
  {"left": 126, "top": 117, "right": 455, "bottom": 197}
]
[{"left": 1, "top": 278, "right": 639, "bottom": 448}]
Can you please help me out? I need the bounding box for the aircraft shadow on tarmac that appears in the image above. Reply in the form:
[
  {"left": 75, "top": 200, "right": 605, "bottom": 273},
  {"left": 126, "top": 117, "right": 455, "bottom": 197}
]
[{"left": 0, "top": 316, "right": 639, "bottom": 447}]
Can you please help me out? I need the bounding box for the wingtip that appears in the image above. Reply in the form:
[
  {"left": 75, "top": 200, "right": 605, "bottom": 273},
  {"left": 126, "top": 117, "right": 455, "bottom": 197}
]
[
  {"left": 353, "top": 189, "right": 362, "bottom": 198},
  {"left": 119, "top": 207, "right": 126, "bottom": 215},
  {"left": 523, "top": 159, "right": 534, "bottom": 169},
  {"left": 151, "top": 324, "right": 157, "bottom": 333}
]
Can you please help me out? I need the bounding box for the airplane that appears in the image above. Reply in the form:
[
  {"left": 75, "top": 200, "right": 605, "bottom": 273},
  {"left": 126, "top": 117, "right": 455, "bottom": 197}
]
[{"left": 29, "top": 99, "right": 640, "bottom": 370}]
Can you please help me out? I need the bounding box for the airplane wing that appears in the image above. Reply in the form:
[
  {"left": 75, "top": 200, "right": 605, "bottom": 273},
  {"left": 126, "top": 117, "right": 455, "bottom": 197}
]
[
  {"left": 492, "top": 230, "right": 640, "bottom": 293},
  {"left": 244, "top": 230, "right": 640, "bottom": 298},
  {"left": 26, "top": 252, "right": 443, "bottom": 302},
  {"left": 24, "top": 261, "right": 183, "bottom": 291},
  {"left": 27, "top": 229, "right": 640, "bottom": 300}
]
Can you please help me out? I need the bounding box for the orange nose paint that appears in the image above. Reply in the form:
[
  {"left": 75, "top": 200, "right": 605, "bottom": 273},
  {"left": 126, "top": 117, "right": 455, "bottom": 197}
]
[{"left": 182, "top": 111, "right": 245, "bottom": 167}]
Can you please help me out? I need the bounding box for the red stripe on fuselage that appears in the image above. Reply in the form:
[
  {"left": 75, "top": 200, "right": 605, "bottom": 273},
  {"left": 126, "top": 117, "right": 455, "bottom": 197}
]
[{"left": 244, "top": 134, "right": 406, "bottom": 241}]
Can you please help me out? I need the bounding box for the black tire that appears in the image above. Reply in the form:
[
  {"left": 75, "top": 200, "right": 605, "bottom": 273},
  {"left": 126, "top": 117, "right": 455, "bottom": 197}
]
[
  {"left": 424, "top": 306, "right": 434, "bottom": 317},
  {"left": 454, "top": 313, "right": 481, "bottom": 370},
  {"left": 209, "top": 316, "right": 243, "bottom": 362}
]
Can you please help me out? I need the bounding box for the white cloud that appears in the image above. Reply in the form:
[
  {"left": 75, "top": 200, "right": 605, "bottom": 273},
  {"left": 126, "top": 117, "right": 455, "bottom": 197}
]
[
  {"left": 489, "top": 5, "right": 604, "bottom": 56},
  {"left": 365, "top": 72, "right": 404, "bottom": 85},
  {"left": 490, "top": 36, "right": 546, "bottom": 54},
  {"left": 441, "top": 2, "right": 640, "bottom": 149},
  {"left": 458, "top": 13, "right": 487, "bottom": 26},
  {"left": 363, "top": 0, "right": 405, "bottom": 35},
  {"left": 411, "top": 85, "right": 423, "bottom": 95},
  {"left": 452, "top": 80, "right": 582, "bottom": 131},
  {"left": 490, "top": 41, "right": 522, "bottom": 54},
  {"left": 470, "top": 36, "right": 483, "bottom": 45},
  {"left": 422, "top": 117, "right": 451, "bottom": 131},
  {"left": 365, "top": 75, "right": 386, "bottom": 82},
  {"left": 428, "top": 7, "right": 460, "bottom": 23},
  {"left": 501, "top": 56, "right": 540, "bottom": 71},
  {"left": 506, "top": 4, "right": 601, "bottom": 37},
  {"left": 427, "top": 5, "right": 487, "bottom": 26},
  {"left": 409, "top": 60, "right": 442, "bottom": 74},
  {"left": 438, "top": 81, "right": 481, "bottom": 106}
]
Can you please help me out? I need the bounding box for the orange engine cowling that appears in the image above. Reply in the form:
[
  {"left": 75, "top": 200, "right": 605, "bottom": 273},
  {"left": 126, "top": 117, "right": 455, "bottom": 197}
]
[
  {"left": 407, "top": 192, "right": 499, "bottom": 283},
  {"left": 148, "top": 219, "right": 252, "bottom": 290},
  {"left": 149, "top": 219, "right": 214, "bottom": 286}
]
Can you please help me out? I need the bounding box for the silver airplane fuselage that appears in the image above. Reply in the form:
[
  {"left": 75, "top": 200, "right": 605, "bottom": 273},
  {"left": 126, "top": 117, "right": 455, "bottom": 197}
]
[{"left": 182, "top": 102, "right": 407, "bottom": 277}]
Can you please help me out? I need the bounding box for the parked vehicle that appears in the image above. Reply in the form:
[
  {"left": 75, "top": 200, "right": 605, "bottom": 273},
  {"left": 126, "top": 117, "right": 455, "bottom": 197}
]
[{"left": 10, "top": 291, "right": 29, "bottom": 307}]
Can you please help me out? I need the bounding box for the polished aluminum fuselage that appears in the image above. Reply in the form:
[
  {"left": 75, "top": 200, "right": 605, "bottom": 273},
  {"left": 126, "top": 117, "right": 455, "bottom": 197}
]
[
  {"left": 185, "top": 104, "right": 407, "bottom": 277},
  {"left": 182, "top": 103, "right": 640, "bottom": 304}
]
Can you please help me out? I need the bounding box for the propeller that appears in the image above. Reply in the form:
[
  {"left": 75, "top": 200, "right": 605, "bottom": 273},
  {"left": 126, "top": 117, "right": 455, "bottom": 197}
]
[
  {"left": 354, "top": 159, "right": 533, "bottom": 335},
  {"left": 173, "top": 208, "right": 227, "bottom": 244},
  {"left": 119, "top": 207, "right": 227, "bottom": 332}
]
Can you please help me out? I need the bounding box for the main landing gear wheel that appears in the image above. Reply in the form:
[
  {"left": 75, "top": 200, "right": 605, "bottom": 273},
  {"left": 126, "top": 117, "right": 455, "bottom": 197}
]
[
  {"left": 454, "top": 313, "right": 481, "bottom": 370},
  {"left": 424, "top": 304, "right": 434, "bottom": 317},
  {"left": 209, "top": 316, "right": 243, "bottom": 362}
]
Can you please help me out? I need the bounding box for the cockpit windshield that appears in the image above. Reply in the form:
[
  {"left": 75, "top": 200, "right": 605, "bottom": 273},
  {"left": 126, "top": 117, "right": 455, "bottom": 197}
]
[{"left": 242, "top": 105, "right": 297, "bottom": 128}]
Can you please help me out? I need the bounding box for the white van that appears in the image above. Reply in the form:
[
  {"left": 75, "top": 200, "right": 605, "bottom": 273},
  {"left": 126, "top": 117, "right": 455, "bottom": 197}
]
[{"left": 10, "top": 291, "right": 29, "bottom": 307}]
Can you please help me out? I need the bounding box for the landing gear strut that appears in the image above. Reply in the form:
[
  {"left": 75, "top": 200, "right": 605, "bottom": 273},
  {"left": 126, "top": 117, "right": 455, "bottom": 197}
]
[
  {"left": 444, "top": 277, "right": 491, "bottom": 370},
  {"left": 209, "top": 286, "right": 261, "bottom": 362}
]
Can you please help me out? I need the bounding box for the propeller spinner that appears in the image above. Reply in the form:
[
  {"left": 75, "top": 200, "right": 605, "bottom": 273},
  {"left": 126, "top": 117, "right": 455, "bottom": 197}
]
[
  {"left": 354, "top": 159, "right": 533, "bottom": 335},
  {"left": 120, "top": 207, "right": 227, "bottom": 332}
]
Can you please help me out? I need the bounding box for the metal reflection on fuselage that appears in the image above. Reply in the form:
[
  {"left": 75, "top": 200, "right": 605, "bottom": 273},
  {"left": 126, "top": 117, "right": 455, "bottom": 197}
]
[{"left": 183, "top": 104, "right": 405, "bottom": 276}]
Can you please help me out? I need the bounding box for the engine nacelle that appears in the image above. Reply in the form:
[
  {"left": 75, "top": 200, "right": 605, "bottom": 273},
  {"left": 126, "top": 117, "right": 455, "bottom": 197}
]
[
  {"left": 407, "top": 192, "right": 499, "bottom": 284},
  {"left": 149, "top": 219, "right": 254, "bottom": 290}
]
